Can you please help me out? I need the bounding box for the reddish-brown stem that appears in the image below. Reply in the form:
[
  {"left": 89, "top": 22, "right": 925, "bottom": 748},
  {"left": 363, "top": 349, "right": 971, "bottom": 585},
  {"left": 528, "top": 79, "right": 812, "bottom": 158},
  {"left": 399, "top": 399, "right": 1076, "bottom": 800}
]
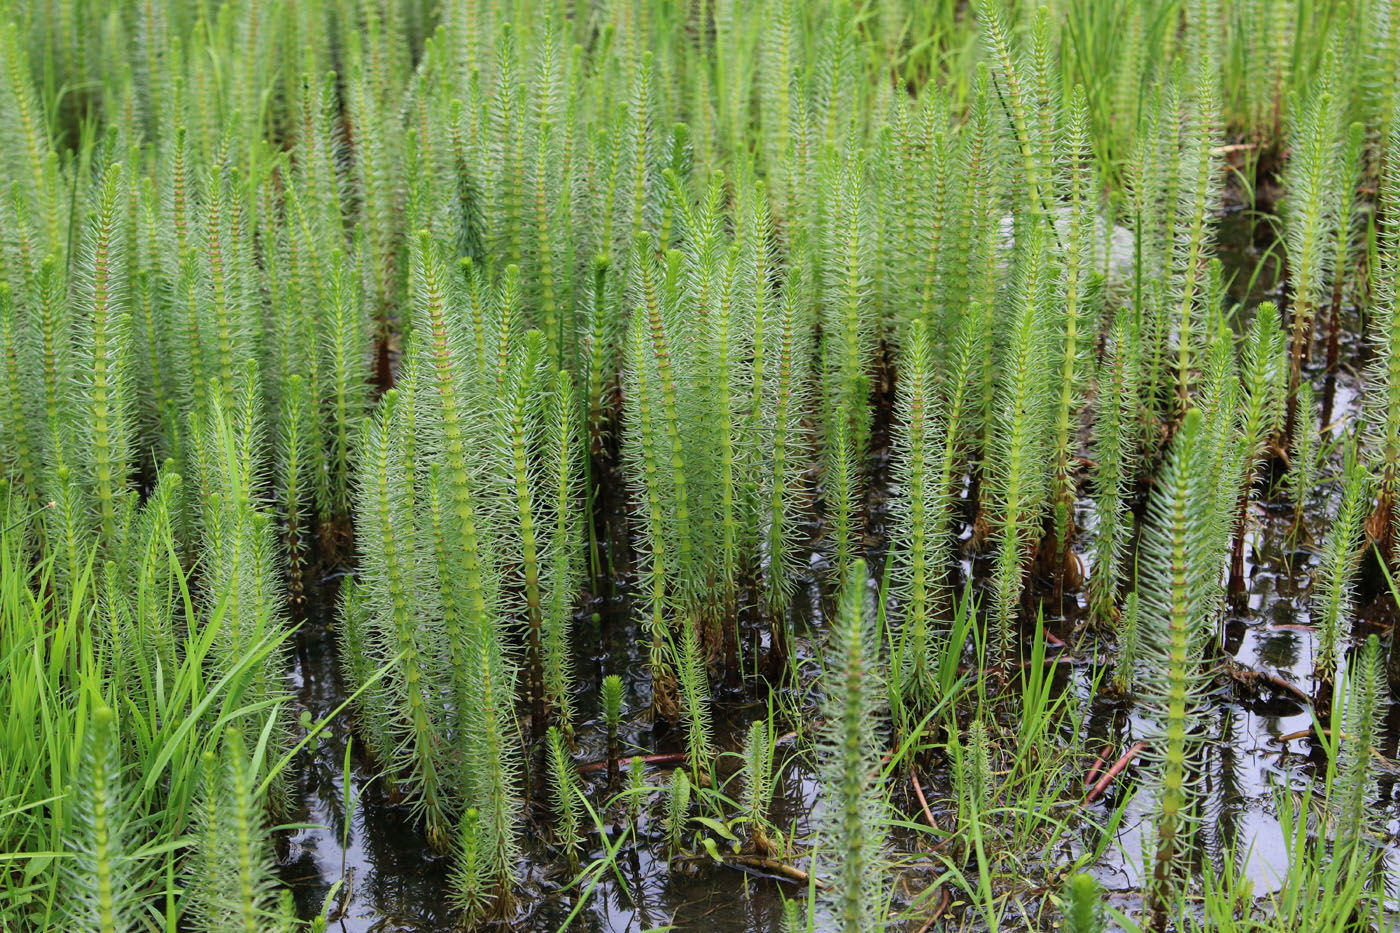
[
  {"left": 910, "top": 765, "right": 937, "bottom": 830},
  {"left": 1228, "top": 490, "right": 1250, "bottom": 593},
  {"left": 914, "top": 887, "right": 952, "bottom": 933},
  {"left": 1084, "top": 740, "right": 1147, "bottom": 804},
  {"left": 1082, "top": 743, "right": 1114, "bottom": 789}
]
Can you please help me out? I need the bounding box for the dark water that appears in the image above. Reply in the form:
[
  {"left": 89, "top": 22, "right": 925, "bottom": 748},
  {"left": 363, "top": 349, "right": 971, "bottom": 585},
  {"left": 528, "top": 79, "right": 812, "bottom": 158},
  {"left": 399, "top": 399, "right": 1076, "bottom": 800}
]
[{"left": 274, "top": 216, "right": 1400, "bottom": 931}]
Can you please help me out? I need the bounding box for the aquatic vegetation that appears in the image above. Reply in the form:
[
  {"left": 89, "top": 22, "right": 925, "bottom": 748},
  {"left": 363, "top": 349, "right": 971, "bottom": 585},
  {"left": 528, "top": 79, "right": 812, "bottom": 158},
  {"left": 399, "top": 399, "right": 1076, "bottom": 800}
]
[
  {"left": 1313, "top": 439, "right": 1370, "bottom": 698},
  {"left": 1061, "top": 873, "right": 1106, "bottom": 933},
  {"left": 1089, "top": 308, "right": 1139, "bottom": 626},
  {"left": 0, "top": 0, "right": 1398, "bottom": 931},
  {"left": 1135, "top": 408, "right": 1222, "bottom": 926},
  {"left": 816, "top": 560, "right": 887, "bottom": 932}
]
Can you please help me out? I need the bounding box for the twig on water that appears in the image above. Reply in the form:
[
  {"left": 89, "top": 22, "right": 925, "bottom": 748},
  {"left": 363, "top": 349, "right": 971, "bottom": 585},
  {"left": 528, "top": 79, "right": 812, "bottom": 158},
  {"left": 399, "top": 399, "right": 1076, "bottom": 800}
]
[{"left": 577, "top": 752, "right": 688, "bottom": 773}]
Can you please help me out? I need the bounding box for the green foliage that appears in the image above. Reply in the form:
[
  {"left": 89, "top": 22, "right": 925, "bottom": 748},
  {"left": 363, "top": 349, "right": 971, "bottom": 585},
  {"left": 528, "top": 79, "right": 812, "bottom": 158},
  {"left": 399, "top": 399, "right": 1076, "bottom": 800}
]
[
  {"left": 186, "top": 728, "right": 293, "bottom": 933},
  {"left": 546, "top": 726, "right": 582, "bottom": 867},
  {"left": 1332, "top": 635, "right": 1384, "bottom": 856},
  {"left": 1232, "top": 305, "right": 1286, "bottom": 553},
  {"left": 891, "top": 318, "right": 950, "bottom": 708},
  {"left": 675, "top": 616, "right": 713, "bottom": 782},
  {"left": 450, "top": 808, "right": 492, "bottom": 924},
  {"left": 1313, "top": 440, "right": 1370, "bottom": 686},
  {"left": 0, "top": 1, "right": 1396, "bottom": 930},
  {"left": 664, "top": 765, "right": 692, "bottom": 856},
  {"left": 0, "top": 481, "right": 300, "bottom": 932},
  {"left": 989, "top": 224, "right": 1054, "bottom": 662},
  {"left": 1135, "top": 408, "right": 1226, "bottom": 925},
  {"left": 817, "top": 560, "right": 887, "bottom": 932},
  {"left": 1287, "top": 383, "right": 1322, "bottom": 524},
  {"left": 1061, "top": 873, "right": 1106, "bottom": 933},
  {"left": 1365, "top": 107, "right": 1400, "bottom": 562},
  {"left": 602, "top": 675, "right": 624, "bottom": 735},
  {"left": 1282, "top": 51, "right": 1346, "bottom": 435},
  {"left": 542, "top": 369, "right": 582, "bottom": 736},
  {"left": 352, "top": 389, "right": 452, "bottom": 841},
  {"left": 1089, "top": 307, "right": 1139, "bottom": 626},
  {"left": 742, "top": 717, "right": 775, "bottom": 848},
  {"left": 71, "top": 162, "right": 133, "bottom": 556},
  {"left": 1111, "top": 590, "right": 1141, "bottom": 698},
  {"left": 59, "top": 707, "right": 142, "bottom": 933}
]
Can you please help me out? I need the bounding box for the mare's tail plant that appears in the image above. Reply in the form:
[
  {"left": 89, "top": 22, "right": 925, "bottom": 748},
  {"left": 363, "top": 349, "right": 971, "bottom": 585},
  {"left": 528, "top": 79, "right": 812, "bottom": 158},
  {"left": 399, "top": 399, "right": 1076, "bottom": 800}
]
[
  {"left": 58, "top": 707, "right": 142, "bottom": 933},
  {"left": 1046, "top": 86, "right": 1099, "bottom": 600},
  {"left": 1320, "top": 123, "right": 1365, "bottom": 425},
  {"left": 665, "top": 766, "right": 692, "bottom": 857},
  {"left": 1167, "top": 43, "right": 1225, "bottom": 415},
  {"left": 543, "top": 369, "right": 582, "bottom": 737},
  {"left": 546, "top": 726, "right": 582, "bottom": 870},
  {"left": 70, "top": 162, "right": 133, "bottom": 558},
  {"left": 1281, "top": 54, "right": 1345, "bottom": 440},
  {"left": 407, "top": 230, "right": 504, "bottom": 759},
  {"left": 276, "top": 372, "right": 313, "bottom": 611},
  {"left": 1109, "top": 590, "right": 1140, "bottom": 698},
  {"left": 186, "top": 727, "right": 293, "bottom": 933},
  {"left": 352, "top": 389, "right": 452, "bottom": 843},
  {"left": 820, "top": 151, "right": 875, "bottom": 579},
  {"left": 1136, "top": 408, "right": 1222, "bottom": 927},
  {"left": 622, "top": 233, "right": 701, "bottom": 714},
  {"left": 1366, "top": 109, "right": 1400, "bottom": 570},
  {"left": 989, "top": 226, "right": 1053, "bottom": 665},
  {"left": 602, "top": 674, "right": 624, "bottom": 790},
  {"left": 498, "top": 329, "right": 551, "bottom": 739},
  {"left": 816, "top": 559, "right": 887, "bottom": 932},
  {"left": 891, "top": 318, "right": 951, "bottom": 710},
  {"left": 194, "top": 371, "right": 291, "bottom": 778},
  {"left": 675, "top": 617, "right": 713, "bottom": 784},
  {"left": 1089, "top": 307, "right": 1140, "bottom": 627},
  {"left": 1287, "top": 383, "right": 1321, "bottom": 529},
  {"left": 756, "top": 265, "right": 811, "bottom": 649},
  {"left": 742, "top": 717, "right": 776, "bottom": 853},
  {"left": 450, "top": 808, "right": 491, "bottom": 925},
  {"left": 1228, "top": 305, "right": 1285, "bottom": 591},
  {"left": 1331, "top": 634, "right": 1384, "bottom": 870},
  {"left": 1061, "top": 873, "right": 1106, "bottom": 933},
  {"left": 1313, "top": 438, "right": 1370, "bottom": 705},
  {"left": 318, "top": 248, "right": 371, "bottom": 531}
]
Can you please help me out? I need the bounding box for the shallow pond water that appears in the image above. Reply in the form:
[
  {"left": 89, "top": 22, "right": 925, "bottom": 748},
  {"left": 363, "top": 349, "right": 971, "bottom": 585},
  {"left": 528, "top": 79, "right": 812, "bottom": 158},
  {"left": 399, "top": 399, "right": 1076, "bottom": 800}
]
[{"left": 273, "top": 218, "right": 1400, "bottom": 931}]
